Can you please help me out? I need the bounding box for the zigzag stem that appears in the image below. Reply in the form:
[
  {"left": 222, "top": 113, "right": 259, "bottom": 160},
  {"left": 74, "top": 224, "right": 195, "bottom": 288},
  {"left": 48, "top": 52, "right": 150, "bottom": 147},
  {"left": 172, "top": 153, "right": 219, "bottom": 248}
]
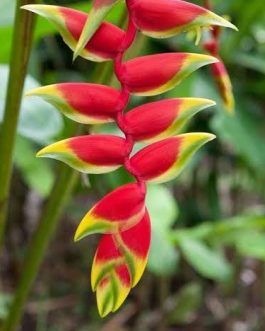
[{"left": 113, "top": 0, "right": 146, "bottom": 193}]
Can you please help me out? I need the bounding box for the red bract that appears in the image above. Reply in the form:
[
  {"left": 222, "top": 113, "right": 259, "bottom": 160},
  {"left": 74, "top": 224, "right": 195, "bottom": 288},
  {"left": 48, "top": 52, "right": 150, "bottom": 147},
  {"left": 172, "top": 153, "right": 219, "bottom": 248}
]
[
  {"left": 74, "top": 183, "right": 146, "bottom": 240},
  {"left": 130, "top": 133, "right": 215, "bottom": 183},
  {"left": 37, "top": 135, "right": 127, "bottom": 174},
  {"left": 25, "top": 0, "right": 237, "bottom": 317},
  {"left": 125, "top": 98, "right": 215, "bottom": 142},
  {"left": 26, "top": 83, "right": 121, "bottom": 124},
  {"left": 22, "top": 5, "right": 125, "bottom": 61},
  {"left": 124, "top": 53, "right": 218, "bottom": 95},
  {"left": 130, "top": 0, "right": 237, "bottom": 39}
]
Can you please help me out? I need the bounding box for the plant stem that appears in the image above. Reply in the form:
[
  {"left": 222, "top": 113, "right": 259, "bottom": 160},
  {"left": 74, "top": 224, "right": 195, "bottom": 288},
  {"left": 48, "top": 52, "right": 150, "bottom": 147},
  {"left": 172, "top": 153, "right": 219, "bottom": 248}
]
[
  {"left": 1, "top": 163, "right": 79, "bottom": 331},
  {"left": 0, "top": 0, "right": 36, "bottom": 248}
]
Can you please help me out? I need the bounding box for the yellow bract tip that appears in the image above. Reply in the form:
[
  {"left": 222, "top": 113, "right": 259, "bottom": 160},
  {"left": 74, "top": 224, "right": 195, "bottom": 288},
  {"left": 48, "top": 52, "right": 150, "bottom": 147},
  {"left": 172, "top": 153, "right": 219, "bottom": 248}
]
[
  {"left": 21, "top": 4, "right": 59, "bottom": 16},
  {"left": 206, "top": 11, "right": 238, "bottom": 31},
  {"left": 74, "top": 214, "right": 116, "bottom": 242},
  {"left": 188, "top": 53, "right": 219, "bottom": 65},
  {"left": 25, "top": 85, "right": 58, "bottom": 98},
  {"left": 181, "top": 132, "right": 216, "bottom": 145},
  {"left": 36, "top": 140, "right": 68, "bottom": 158}
]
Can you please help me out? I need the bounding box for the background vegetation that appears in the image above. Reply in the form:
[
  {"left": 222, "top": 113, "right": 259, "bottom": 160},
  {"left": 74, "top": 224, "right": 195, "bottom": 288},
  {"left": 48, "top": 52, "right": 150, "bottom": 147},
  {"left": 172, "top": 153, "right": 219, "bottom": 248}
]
[{"left": 1, "top": 0, "right": 265, "bottom": 330}]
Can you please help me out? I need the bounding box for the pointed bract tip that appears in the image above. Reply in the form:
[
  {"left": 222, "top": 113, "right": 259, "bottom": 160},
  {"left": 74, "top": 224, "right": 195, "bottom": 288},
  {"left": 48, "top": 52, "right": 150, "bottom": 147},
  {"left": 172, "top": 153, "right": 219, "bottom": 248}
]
[
  {"left": 20, "top": 4, "right": 58, "bottom": 16},
  {"left": 74, "top": 216, "right": 115, "bottom": 242},
  {"left": 36, "top": 140, "right": 67, "bottom": 159},
  {"left": 185, "top": 98, "right": 216, "bottom": 108},
  {"left": 203, "top": 99, "right": 216, "bottom": 107},
  {"left": 189, "top": 53, "right": 219, "bottom": 65},
  {"left": 183, "top": 132, "right": 216, "bottom": 143},
  {"left": 36, "top": 150, "right": 44, "bottom": 158},
  {"left": 25, "top": 85, "right": 57, "bottom": 97},
  {"left": 72, "top": 49, "right": 80, "bottom": 62},
  {"left": 21, "top": 4, "right": 38, "bottom": 11},
  {"left": 207, "top": 11, "right": 238, "bottom": 31}
]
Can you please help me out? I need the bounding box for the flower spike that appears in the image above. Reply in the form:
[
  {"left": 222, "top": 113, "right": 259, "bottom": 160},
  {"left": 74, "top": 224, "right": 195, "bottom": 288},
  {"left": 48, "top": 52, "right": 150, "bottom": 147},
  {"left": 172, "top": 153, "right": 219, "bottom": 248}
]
[
  {"left": 124, "top": 53, "right": 218, "bottom": 96},
  {"left": 129, "top": 0, "right": 237, "bottom": 39},
  {"left": 130, "top": 133, "right": 216, "bottom": 183},
  {"left": 26, "top": 83, "right": 121, "bottom": 124},
  {"left": 37, "top": 135, "right": 127, "bottom": 174},
  {"left": 74, "top": 183, "right": 146, "bottom": 240},
  {"left": 125, "top": 98, "right": 216, "bottom": 142},
  {"left": 22, "top": 5, "right": 125, "bottom": 61},
  {"left": 92, "top": 210, "right": 151, "bottom": 316}
]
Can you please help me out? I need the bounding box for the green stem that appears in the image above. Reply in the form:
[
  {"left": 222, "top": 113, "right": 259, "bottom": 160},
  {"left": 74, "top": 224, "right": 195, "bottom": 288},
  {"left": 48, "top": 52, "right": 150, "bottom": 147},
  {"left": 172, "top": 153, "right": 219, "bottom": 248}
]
[
  {"left": 0, "top": 0, "right": 35, "bottom": 248},
  {"left": 1, "top": 164, "right": 79, "bottom": 331}
]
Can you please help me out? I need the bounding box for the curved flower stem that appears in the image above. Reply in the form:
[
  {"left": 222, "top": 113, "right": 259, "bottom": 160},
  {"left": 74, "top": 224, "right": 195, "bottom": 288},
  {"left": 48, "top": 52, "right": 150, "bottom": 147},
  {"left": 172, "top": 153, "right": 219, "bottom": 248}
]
[{"left": 0, "top": 0, "right": 36, "bottom": 249}]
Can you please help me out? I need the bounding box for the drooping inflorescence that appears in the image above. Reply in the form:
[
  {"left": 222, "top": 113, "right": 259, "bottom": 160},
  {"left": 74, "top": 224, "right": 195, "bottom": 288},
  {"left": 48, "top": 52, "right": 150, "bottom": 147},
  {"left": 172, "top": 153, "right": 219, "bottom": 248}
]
[{"left": 23, "top": 0, "right": 237, "bottom": 317}]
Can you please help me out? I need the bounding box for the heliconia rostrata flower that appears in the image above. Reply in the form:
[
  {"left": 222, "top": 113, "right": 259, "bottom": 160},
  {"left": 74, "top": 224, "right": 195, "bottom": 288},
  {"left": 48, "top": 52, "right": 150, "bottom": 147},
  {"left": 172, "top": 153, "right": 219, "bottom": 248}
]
[{"left": 23, "top": 0, "right": 236, "bottom": 317}]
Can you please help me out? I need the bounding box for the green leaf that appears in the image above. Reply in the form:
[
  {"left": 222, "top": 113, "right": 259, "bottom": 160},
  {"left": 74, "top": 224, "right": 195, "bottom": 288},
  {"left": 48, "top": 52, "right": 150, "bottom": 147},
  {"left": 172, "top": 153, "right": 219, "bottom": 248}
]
[
  {"left": 179, "top": 238, "right": 232, "bottom": 281},
  {"left": 146, "top": 185, "right": 179, "bottom": 275},
  {"left": 0, "top": 292, "right": 13, "bottom": 320},
  {"left": 235, "top": 53, "right": 265, "bottom": 75},
  {"left": 212, "top": 107, "right": 265, "bottom": 173},
  {"left": 14, "top": 137, "right": 55, "bottom": 197},
  {"left": 169, "top": 283, "right": 202, "bottom": 324},
  {"left": 236, "top": 232, "right": 265, "bottom": 259},
  {"left": 193, "top": 74, "right": 265, "bottom": 173},
  {"left": 148, "top": 230, "right": 180, "bottom": 275},
  {"left": 0, "top": 65, "right": 63, "bottom": 144}
]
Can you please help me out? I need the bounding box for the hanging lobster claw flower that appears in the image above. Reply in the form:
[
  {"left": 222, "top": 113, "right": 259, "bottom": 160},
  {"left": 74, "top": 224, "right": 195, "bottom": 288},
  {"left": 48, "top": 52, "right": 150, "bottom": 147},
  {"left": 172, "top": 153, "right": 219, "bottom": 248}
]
[
  {"left": 130, "top": 133, "right": 216, "bottom": 183},
  {"left": 125, "top": 98, "right": 215, "bottom": 142},
  {"left": 124, "top": 53, "right": 218, "bottom": 96},
  {"left": 26, "top": 83, "right": 120, "bottom": 124},
  {"left": 22, "top": 4, "right": 124, "bottom": 62},
  {"left": 211, "top": 61, "right": 235, "bottom": 113},
  {"left": 37, "top": 135, "right": 127, "bottom": 174},
  {"left": 129, "top": 0, "right": 237, "bottom": 39},
  {"left": 92, "top": 210, "right": 151, "bottom": 317},
  {"left": 74, "top": 0, "right": 121, "bottom": 60},
  {"left": 74, "top": 183, "right": 146, "bottom": 240}
]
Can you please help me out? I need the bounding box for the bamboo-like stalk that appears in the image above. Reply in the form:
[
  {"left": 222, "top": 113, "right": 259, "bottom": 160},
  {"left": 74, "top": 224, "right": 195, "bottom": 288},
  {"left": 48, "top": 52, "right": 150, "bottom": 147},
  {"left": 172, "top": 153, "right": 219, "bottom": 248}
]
[
  {"left": 1, "top": 163, "right": 79, "bottom": 331},
  {"left": 0, "top": 0, "right": 36, "bottom": 248}
]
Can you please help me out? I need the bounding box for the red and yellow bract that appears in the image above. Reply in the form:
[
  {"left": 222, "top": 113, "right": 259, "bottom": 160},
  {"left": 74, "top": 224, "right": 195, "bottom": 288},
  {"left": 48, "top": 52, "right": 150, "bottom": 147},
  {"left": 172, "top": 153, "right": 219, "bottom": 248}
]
[
  {"left": 74, "top": 183, "right": 146, "bottom": 239},
  {"left": 130, "top": 0, "right": 237, "bottom": 39},
  {"left": 22, "top": 5, "right": 125, "bottom": 61},
  {"left": 37, "top": 135, "right": 127, "bottom": 174},
  {"left": 26, "top": 83, "right": 121, "bottom": 124}
]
